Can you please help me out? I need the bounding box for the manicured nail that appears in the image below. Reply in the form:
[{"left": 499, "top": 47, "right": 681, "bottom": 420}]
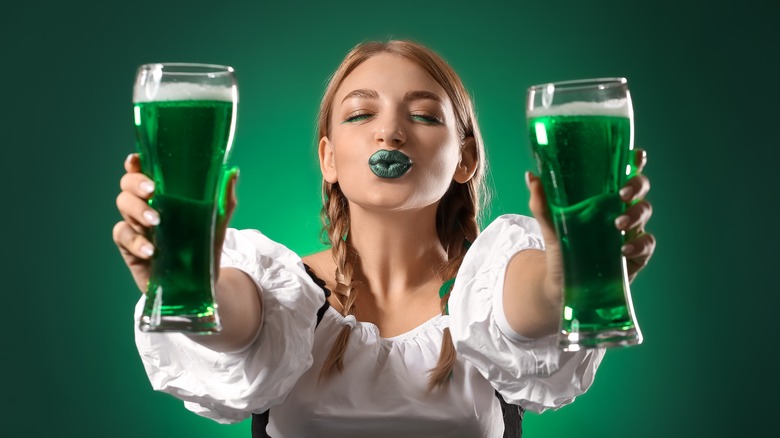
[
  {"left": 140, "top": 244, "right": 155, "bottom": 257},
  {"left": 140, "top": 180, "right": 155, "bottom": 194},
  {"left": 125, "top": 153, "right": 134, "bottom": 165},
  {"left": 143, "top": 210, "right": 160, "bottom": 226},
  {"left": 524, "top": 171, "right": 532, "bottom": 188},
  {"left": 619, "top": 186, "right": 634, "bottom": 201},
  {"left": 615, "top": 215, "right": 629, "bottom": 229},
  {"left": 622, "top": 243, "right": 634, "bottom": 255}
]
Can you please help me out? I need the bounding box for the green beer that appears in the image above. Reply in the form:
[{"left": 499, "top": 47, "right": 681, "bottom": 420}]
[
  {"left": 133, "top": 67, "right": 237, "bottom": 333},
  {"left": 526, "top": 86, "right": 642, "bottom": 350}
]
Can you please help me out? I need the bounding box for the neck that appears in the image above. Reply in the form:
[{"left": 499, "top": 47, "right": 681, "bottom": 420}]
[{"left": 346, "top": 202, "right": 447, "bottom": 299}]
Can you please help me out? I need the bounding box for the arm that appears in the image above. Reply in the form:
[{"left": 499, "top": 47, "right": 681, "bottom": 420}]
[
  {"left": 120, "top": 153, "right": 325, "bottom": 422},
  {"left": 133, "top": 229, "right": 326, "bottom": 423},
  {"left": 115, "top": 154, "right": 260, "bottom": 352},
  {"left": 503, "top": 148, "right": 655, "bottom": 339},
  {"left": 448, "top": 215, "right": 604, "bottom": 413},
  {"left": 187, "top": 267, "right": 263, "bottom": 352},
  {"left": 502, "top": 249, "right": 561, "bottom": 339}
]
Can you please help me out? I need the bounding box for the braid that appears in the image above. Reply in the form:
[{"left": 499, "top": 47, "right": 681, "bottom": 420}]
[
  {"left": 319, "top": 182, "right": 362, "bottom": 381},
  {"left": 427, "top": 182, "right": 480, "bottom": 391}
]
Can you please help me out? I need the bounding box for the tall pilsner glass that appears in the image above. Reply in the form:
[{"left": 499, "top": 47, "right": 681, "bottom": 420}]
[
  {"left": 526, "top": 78, "right": 642, "bottom": 351},
  {"left": 133, "top": 63, "right": 237, "bottom": 333}
]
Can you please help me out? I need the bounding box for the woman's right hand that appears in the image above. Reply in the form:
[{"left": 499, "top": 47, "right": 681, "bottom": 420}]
[
  {"left": 112, "top": 153, "right": 238, "bottom": 294},
  {"left": 113, "top": 153, "right": 159, "bottom": 293}
]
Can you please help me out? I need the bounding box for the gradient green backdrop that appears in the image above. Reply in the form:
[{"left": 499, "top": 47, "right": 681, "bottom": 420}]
[{"left": 3, "top": 0, "right": 777, "bottom": 436}]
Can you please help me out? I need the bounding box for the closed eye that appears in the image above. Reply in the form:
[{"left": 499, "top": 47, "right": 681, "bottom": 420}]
[
  {"left": 342, "top": 112, "right": 374, "bottom": 124},
  {"left": 410, "top": 113, "right": 442, "bottom": 124}
]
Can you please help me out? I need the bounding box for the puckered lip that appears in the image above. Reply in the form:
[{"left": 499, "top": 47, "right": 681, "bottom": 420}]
[
  {"left": 368, "top": 149, "right": 412, "bottom": 179},
  {"left": 368, "top": 149, "right": 412, "bottom": 166}
]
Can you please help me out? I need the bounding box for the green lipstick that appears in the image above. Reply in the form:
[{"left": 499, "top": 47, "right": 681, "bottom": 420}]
[{"left": 368, "top": 149, "right": 412, "bottom": 179}]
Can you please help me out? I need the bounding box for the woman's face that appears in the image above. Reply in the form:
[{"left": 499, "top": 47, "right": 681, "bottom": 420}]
[{"left": 320, "top": 53, "right": 473, "bottom": 214}]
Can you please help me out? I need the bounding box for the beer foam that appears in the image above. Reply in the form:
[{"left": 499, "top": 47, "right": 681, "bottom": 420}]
[
  {"left": 133, "top": 82, "right": 235, "bottom": 103},
  {"left": 528, "top": 98, "right": 631, "bottom": 118}
]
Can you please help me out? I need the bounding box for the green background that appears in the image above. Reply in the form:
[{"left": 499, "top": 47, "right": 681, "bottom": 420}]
[{"left": 3, "top": 0, "right": 777, "bottom": 436}]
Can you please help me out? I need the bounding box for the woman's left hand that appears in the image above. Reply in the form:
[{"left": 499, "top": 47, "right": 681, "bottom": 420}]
[
  {"left": 614, "top": 148, "right": 656, "bottom": 282},
  {"left": 526, "top": 148, "right": 656, "bottom": 285}
]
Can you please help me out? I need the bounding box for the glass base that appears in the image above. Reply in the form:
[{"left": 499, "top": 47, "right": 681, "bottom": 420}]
[
  {"left": 139, "top": 314, "right": 221, "bottom": 334},
  {"left": 559, "top": 326, "right": 642, "bottom": 352}
]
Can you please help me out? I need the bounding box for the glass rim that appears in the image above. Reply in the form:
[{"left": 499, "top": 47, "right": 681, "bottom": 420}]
[
  {"left": 137, "top": 62, "right": 235, "bottom": 76},
  {"left": 527, "top": 77, "right": 627, "bottom": 92}
]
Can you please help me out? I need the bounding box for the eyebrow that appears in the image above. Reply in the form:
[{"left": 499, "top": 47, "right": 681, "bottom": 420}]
[
  {"left": 403, "top": 90, "right": 443, "bottom": 104},
  {"left": 340, "top": 88, "right": 444, "bottom": 105},
  {"left": 341, "top": 88, "right": 378, "bottom": 102}
]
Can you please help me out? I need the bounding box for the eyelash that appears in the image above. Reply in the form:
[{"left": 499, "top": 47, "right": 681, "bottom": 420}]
[
  {"left": 411, "top": 113, "right": 442, "bottom": 124},
  {"left": 342, "top": 112, "right": 442, "bottom": 125},
  {"left": 344, "top": 113, "right": 372, "bottom": 123}
]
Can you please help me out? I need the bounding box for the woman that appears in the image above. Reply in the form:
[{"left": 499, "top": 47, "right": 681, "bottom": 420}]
[{"left": 114, "top": 40, "right": 655, "bottom": 437}]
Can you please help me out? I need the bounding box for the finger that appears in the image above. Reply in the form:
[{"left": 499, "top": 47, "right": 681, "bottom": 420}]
[
  {"left": 221, "top": 168, "right": 239, "bottom": 222},
  {"left": 633, "top": 148, "right": 647, "bottom": 174},
  {"left": 623, "top": 232, "right": 656, "bottom": 279},
  {"left": 120, "top": 172, "right": 155, "bottom": 200},
  {"left": 525, "top": 171, "right": 555, "bottom": 236},
  {"left": 216, "top": 170, "right": 239, "bottom": 241},
  {"left": 113, "top": 221, "right": 155, "bottom": 259},
  {"left": 124, "top": 153, "right": 143, "bottom": 173},
  {"left": 614, "top": 200, "right": 653, "bottom": 232},
  {"left": 619, "top": 173, "right": 650, "bottom": 202},
  {"left": 622, "top": 231, "right": 656, "bottom": 259},
  {"left": 116, "top": 191, "right": 160, "bottom": 230},
  {"left": 526, "top": 171, "right": 546, "bottom": 217}
]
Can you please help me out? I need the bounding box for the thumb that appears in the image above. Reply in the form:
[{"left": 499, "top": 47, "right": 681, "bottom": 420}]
[
  {"left": 525, "top": 171, "right": 555, "bottom": 239},
  {"left": 219, "top": 166, "right": 239, "bottom": 222},
  {"left": 214, "top": 167, "right": 238, "bottom": 274}
]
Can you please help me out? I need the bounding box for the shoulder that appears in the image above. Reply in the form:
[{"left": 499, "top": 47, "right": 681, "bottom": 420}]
[{"left": 302, "top": 249, "right": 337, "bottom": 292}]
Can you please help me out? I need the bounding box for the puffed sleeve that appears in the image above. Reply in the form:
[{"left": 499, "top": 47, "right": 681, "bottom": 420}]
[
  {"left": 448, "top": 214, "right": 605, "bottom": 414},
  {"left": 134, "top": 228, "right": 326, "bottom": 423}
]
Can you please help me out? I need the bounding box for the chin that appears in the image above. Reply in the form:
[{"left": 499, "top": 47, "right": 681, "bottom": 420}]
[
  {"left": 349, "top": 194, "right": 441, "bottom": 216},
  {"left": 340, "top": 177, "right": 447, "bottom": 213}
]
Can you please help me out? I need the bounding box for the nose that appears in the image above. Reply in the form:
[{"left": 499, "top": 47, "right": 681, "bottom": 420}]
[{"left": 374, "top": 116, "right": 406, "bottom": 147}]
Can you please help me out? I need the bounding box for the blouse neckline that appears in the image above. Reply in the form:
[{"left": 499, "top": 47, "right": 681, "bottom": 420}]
[
  {"left": 306, "top": 263, "right": 447, "bottom": 343},
  {"left": 324, "top": 306, "right": 445, "bottom": 343}
]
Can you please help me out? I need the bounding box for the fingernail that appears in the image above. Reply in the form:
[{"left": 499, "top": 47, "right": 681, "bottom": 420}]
[
  {"left": 140, "top": 244, "right": 155, "bottom": 257},
  {"left": 140, "top": 180, "right": 155, "bottom": 194},
  {"left": 143, "top": 210, "right": 160, "bottom": 226},
  {"left": 524, "top": 171, "right": 532, "bottom": 188},
  {"left": 125, "top": 153, "right": 135, "bottom": 165},
  {"left": 619, "top": 186, "right": 634, "bottom": 201},
  {"left": 615, "top": 215, "right": 629, "bottom": 229},
  {"left": 622, "top": 243, "right": 634, "bottom": 255}
]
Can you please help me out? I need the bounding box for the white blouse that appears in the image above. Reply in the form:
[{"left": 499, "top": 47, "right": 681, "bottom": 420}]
[{"left": 134, "top": 214, "right": 605, "bottom": 437}]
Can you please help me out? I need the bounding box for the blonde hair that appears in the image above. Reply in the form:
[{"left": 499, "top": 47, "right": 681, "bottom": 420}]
[{"left": 317, "top": 40, "right": 488, "bottom": 390}]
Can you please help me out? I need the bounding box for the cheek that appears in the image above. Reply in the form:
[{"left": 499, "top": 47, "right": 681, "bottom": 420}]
[
  {"left": 417, "top": 144, "right": 462, "bottom": 197},
  {"left": 333, "top": 147, "right": 364, "bottom": 173},
  {"left": 427, "top": 136, "right": 462, "bottom": 176},
  {"left": 329, "top": 131, "right": 360, "bottom": 170},
  {"left": 331, "top": 147, "right": 370, "bottom": 194}
]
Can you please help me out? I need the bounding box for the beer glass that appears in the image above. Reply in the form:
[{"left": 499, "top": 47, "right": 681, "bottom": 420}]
[
  {"left": 133, "top": 63, "right": 238, "bottom": 333},
  {"left": 526, "top": 78, "right": 642, "bottom": 351}
]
